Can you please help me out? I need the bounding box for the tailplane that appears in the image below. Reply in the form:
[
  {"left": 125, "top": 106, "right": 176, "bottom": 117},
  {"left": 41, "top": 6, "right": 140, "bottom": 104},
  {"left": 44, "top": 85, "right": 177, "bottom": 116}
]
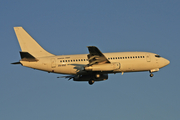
[
  {"left": 14, "top": 27, "right": 55, "bottom": 58},
  {"left": 11, "top": 52, "right": 38, "bottom": 64},
  {"left": 19, "top": 52, "right": 38, "bottom": 62}
]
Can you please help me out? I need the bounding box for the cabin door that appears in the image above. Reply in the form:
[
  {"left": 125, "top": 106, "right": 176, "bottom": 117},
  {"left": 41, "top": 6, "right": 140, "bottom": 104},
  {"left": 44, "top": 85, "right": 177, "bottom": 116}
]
[
  {"left": 146, "top": 54, "right": 151, "bottom": 62},
  {"left": 51, "top": 58, "right": 56, "bottom": 68}
]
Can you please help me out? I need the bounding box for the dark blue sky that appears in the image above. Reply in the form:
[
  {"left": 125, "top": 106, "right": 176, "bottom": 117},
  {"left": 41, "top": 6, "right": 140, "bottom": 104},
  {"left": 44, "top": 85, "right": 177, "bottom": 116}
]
[{"left": 0, "top": 1, "right": 180, "bottom": 120}]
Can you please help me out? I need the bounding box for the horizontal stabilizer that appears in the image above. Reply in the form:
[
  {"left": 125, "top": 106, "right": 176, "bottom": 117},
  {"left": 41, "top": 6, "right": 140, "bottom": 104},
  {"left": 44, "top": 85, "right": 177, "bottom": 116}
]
[
  {"left": 57, "top": 75, "right": 76, "bottom": 80},
  {"left": 20, "top": 52, "right": 38, "bottom": 62},
  {"left": 11, "top": 62, "right": 21, "bottom": 64}
]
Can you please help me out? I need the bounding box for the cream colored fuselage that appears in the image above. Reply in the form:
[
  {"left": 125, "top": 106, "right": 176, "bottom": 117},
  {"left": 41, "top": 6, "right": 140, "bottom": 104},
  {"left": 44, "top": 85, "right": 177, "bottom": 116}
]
[{"left": 20, "top": 51, "right": 170, "bottom": 75}]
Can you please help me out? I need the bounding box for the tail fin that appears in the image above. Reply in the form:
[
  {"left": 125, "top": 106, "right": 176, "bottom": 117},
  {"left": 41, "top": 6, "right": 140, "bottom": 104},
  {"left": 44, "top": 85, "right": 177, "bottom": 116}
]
[{"left": 14, "top": 27, "right": 55, "bottom": 58}]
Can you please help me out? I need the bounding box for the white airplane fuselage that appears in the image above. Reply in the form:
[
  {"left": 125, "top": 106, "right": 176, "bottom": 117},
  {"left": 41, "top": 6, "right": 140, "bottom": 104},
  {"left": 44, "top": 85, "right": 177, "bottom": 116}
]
[{"left": 21, "top": 52, "right": 169, "bottom": 75}]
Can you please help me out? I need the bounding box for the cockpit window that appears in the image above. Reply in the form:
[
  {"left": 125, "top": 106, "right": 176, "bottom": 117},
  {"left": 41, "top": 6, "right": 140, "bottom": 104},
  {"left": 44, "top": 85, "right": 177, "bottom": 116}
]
[{"left": 155, "top": 54, "right": 161, "bottom": 58}]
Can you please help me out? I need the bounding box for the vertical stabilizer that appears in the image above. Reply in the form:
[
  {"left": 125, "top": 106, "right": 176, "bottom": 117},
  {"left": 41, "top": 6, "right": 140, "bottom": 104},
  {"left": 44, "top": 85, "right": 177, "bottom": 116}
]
[{"left": 14, "top": 27, "right": 55, "bottom": 58}]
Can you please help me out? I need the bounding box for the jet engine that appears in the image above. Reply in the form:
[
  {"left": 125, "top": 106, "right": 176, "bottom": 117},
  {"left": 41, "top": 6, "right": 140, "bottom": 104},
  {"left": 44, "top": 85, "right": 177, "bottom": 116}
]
[
  {"left": 73, "top": 74, "right": 108, "bottom": 81},
  {"left": 84, "top": 63, "right": 120, "bottom": 71}
]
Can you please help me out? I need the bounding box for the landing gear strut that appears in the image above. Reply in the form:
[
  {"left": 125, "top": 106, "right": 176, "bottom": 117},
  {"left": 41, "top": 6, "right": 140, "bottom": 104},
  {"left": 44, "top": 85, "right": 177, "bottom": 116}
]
[
  {"left": 88, "top": 80, "right": 95, "bottom": 85},
  {"left": 150, "top": 73, "right": 154, "bottom": 77}
]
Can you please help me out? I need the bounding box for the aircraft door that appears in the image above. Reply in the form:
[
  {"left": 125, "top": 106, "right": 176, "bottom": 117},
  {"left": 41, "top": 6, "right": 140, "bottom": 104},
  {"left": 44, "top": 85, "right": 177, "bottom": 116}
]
[
  {"left": 51, "top": 58, "right": 56, "bottom": 68},
  {"left": 146, "top": 54, "right": 151, "bottom": 62}
]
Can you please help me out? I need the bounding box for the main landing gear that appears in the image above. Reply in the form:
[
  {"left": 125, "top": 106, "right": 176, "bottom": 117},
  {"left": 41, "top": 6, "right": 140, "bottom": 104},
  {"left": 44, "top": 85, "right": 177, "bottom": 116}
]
[{"left": 88, "top": 80, "right": 95, "bottom": 85}]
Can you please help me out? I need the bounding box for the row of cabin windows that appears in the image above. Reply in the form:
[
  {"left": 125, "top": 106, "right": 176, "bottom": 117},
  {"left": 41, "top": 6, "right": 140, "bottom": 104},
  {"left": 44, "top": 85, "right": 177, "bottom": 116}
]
[
  {"left": 59, "top": 56, "right": 145, "bottom": 63},
  {"left": 108, "top": 56, "right": 145, "bottom": 60},
  {"left": 60, "top": 59, "right": 88, "bottom": 63}
]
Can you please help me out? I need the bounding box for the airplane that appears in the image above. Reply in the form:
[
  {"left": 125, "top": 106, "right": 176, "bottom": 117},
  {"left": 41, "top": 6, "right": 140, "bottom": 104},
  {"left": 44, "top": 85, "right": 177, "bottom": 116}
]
[{"left": 12, "top": 27, "right": 170, "bottom": 85}]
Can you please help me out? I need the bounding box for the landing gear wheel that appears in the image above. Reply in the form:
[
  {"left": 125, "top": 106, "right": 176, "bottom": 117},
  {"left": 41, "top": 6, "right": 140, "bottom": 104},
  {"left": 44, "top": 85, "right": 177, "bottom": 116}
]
[
  {"left": 150, "top": 73, "right": 154, "bottom": 77},
  {"left": 88, "top": 80, "right": 95, "bottom": 85}
]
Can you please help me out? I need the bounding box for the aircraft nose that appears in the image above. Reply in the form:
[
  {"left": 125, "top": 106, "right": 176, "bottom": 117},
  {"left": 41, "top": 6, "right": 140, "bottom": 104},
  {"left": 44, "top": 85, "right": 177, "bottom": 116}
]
[{"left": 164, "top": 59, "right": 170, "bottom": 66}]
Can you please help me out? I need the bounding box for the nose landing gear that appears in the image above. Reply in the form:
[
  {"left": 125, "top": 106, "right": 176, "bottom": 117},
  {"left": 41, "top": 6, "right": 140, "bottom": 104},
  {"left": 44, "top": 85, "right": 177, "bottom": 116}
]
[
  {"left": 149, "top": 69, "right": 159, "bottom": 77},
  {"left": 150, "top": 73, "right": 154, "bottom": 77}
]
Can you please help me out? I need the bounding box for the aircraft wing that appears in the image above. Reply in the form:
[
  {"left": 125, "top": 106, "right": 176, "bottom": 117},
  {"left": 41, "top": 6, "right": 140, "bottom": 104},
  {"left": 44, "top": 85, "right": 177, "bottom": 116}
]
[{"left": 87, "top": 46, "right": 110, "bottom": 65}]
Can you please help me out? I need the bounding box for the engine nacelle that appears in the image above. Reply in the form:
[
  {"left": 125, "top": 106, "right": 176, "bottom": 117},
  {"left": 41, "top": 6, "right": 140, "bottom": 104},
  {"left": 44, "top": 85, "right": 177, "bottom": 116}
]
[
  {"left": 73, "top": 74, "right": 108, "bottom": 81},
  {"left": 84, "top": 63, "right": 120, "bottom": 71}
]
